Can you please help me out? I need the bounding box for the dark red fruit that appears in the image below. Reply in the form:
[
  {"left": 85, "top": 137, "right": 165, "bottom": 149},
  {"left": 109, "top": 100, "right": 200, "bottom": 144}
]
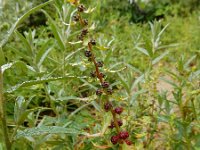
[
  {"left": 77, "top": 35, "right": 84, "bottom": 41},
  {"left": 109, "top": 120, "right": 123, "bottom": 129},
  {"left": 77, "top": 4, "right": 86, "bottom": 12},
  {"left": 99, "top": 72, "right": 105, "bottom": 78},
  {"left": 84, "top": 50, "right": 92, "bottom": 57},
  {"left": 119, "top": 131, "right": 129, "bottom": 139},
  {"left": 83, "top": 19, "right": 88, "bottom": 26},
  {"left": 97, "top": 61, "right": 103, "bottom": 67},
  {"left": 108, "top": 123, "right": 115, "bottom": 129},
  {"left": 114, "top": 107, "right": 123, "bottom": 114},
  {"left": 104, "top": 102, "right": 112, "bottom": 112},
  {"left": 111, "top": 135, "right": 119, "bottom": 145},
  {"left": 101, "top": 81, "right": 109, "bottom": 88},
  {"left": 90, "top": 39, "right": 96, "bottom": 45},
  {"left": 117, "top": 120, "right": 123, "bottom": 126},
  {"left": 73, "top": 15, "right": 79, "bottom": 22},
  {"left": 106, "top": 88, "right": 113, "bottom": 95},
  {"left": 90, "top": 71, "right": 96, "bottom": 78},
  {"left": 96, "top": 89, "right": 103, "bottom": 96},
  {"left": 81, "top": 29, "right": 88, "bottom": 36},
  {"left": 125, "top": 139, "right": 132, "bottom": 145}
]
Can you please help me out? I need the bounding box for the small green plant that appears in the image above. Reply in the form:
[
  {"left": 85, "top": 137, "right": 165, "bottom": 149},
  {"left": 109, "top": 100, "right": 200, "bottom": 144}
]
[
  {"left": 68, "top": 0, "right": 132, "bottom": 148},
  {"left": 0, "top": 0, "right": 199, "bottom": 149}
]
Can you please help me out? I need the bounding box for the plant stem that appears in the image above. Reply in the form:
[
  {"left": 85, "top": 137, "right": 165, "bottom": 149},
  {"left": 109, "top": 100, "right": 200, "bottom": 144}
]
[{"left": 0, "top": 67, "right": 11, "bottom": 150}]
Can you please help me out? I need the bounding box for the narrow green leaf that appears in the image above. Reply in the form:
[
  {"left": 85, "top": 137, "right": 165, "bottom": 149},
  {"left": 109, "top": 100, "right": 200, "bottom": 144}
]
[
  {"left": 15, "top": 31, "right": 32, "bottom": 55},
  {"left": 152, "top": 51, "right": 169, "bottom": 65},
  {"left": 0, "top": 0, "right": 53, "bottom": 48},
  {"left": 36, "top": 39, "right": 52, "bottom": 66},
  {"left": 117, "top": 73, "right": 130, "bottom": 93},
  {"left": 131, "top": 74, "right": 145, "bottom": 91},
  {"left": 1, "top": 61, "right": 36, "bottom": 74},
  {"left": 15, "top": 126, "right": 85, "bottom": 139},
  {"left": 42, "top": 10, "right": 65, "bottom": 50},
  {"left": 7, "top": 46, "right": 32, "bottom": 64},
  {"left": 0, "top": 48, "right": 5, "bottom": 66},
  {"left": 135, "top": 46, "right": 149, "bottom": 56},
  {"left": 184, "top": 55, "right": 196, "bottom": 69},
  {"left": 6, "top": 75, "right": 87, "bottom": 93}
]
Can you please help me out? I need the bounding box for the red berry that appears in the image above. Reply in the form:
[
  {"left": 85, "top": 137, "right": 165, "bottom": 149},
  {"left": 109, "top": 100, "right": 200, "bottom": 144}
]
[
  {"left": 111, "top": 135, "right": 119, "bottom": 145},
  {"left": 83, "top": 19, "right": 88, "bottom": 26},
  {"left": 73, "top": 14, "right": 79, "bottom": 22},
  {"left": 108, "top": 123, "right": 115, "bottom": 129},
  {"left": 96, "top": 89, "right": 102, "bottom": 96},
  {"left": 90, "top": 39, "right": 96, "bottom": 45},
  {"left": 99, "top": 72, "right": 105, "bottom": 78},
  {"left": 77, "top": 34, "right": 84, "bottom": 41},
  {"left": 97, "top": 61, "right": 103, "bottom": 67},
  {"left": 90, "top": 71, "right": 96, "bottom": 78},
  {"left": 84, "top": 50, "right": 92, "bottom": 57},
  {"left": 101, "top": 81, "right": 109, "bottom": 88},
  {"left": 114, "top": 107, "right": 123, "bottom": 114},
  {"left": 106, "top": 88, "right": 113, "bottom": 95},
  {"left": 81, "top": 29, "right": 88, "bottom": 36},
  {"left": 109, "top": 120, "right": 123, "bottom": 129},
  {"left": 119, "top": 131, "right": 129, "bottom": 139},
  {"left": 104, "top": 102, "right": 112, "bottom": 112},
  {"left": 117, "top": 120, "right": 123, "bottom": 126},
  {"left": 125, "top": 139, "right": 132, "bottom": 145},
  {"left": 77, "top": 4, "right": 86, "bottom": 12}
]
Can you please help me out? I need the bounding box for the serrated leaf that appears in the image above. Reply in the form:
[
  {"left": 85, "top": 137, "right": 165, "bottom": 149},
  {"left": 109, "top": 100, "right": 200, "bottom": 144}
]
[
  {"left": 1, "top": 61, "right": 36, "bottom": 74},
  {"left": 15, "top": 126, "right": 85, "bottom": 139},
  {"left": 6, "top": 75, "right": 87, "bottom": 93}
]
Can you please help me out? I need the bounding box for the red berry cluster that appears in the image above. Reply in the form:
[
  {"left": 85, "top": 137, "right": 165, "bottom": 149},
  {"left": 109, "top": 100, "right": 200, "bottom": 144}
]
[
  {"left": 71, "top": 1, "right": 132, "bottom": 146},
  {"left": 111, "top": 131, "right": 132, "bottom": 145}
]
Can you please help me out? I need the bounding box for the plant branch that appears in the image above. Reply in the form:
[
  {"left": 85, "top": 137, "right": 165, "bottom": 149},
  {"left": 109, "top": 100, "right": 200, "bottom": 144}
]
[{"left": 0, "top": 67, "right": 11, "bottom": 150}]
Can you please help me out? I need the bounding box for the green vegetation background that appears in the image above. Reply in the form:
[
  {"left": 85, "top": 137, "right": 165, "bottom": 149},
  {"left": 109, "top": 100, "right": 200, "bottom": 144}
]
[{"left": 0, "top": 0, "right": 199, "bottom": 149}]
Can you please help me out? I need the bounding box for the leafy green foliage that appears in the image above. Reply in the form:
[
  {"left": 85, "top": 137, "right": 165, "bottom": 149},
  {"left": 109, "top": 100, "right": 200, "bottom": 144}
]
[{"left": 0, "top": 0, "right": 199, "bottom": 149}]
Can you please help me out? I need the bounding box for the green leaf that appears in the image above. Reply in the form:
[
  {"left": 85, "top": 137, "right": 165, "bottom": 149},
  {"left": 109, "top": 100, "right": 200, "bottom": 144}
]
[
  {"left": 91, "top": 101, "right": 101, "bottom": 112},
  {"left": 15, "top": 31, "right": 32, "bottom": 55},
  {"left": 42, "top": 10, "right": 65, "bottom": 50},
  {"left": 36, "top": 39, "right": 52, "bottom": 67},
  {"left": 1, "top": 61, "right": 36, "bottom": 74},
  {"left": 0, "top": 48, "right": 5, "bottom": 66},
  {"left": 84, "top": 7, "right": 96, "bottom": 13},
  {"left": 96, "top": 46, "right": 109, "bottom": 51},
  {"left": 6, "top": 75, "right": 87, "bottom": 93},
  {"left": 7, "top": 46, "right": 32, "bottom": 64},
  {"left": 0, "top": 0, "right": 54, "bottom": 48},
  {"left": 135, "top": 46, "right": 149, "bottom": 56},
  {"left": 131, "top": 74, "right": 145, "bottom": 91},
  {"left": 15, "top": 126, "right": 85, "bottom": 139},
  {"left": 117, "top": 73, "right": 130, "bottom": 93},
  {"left": 152, "top": 51, "right": 169, "bottom": 65}
]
